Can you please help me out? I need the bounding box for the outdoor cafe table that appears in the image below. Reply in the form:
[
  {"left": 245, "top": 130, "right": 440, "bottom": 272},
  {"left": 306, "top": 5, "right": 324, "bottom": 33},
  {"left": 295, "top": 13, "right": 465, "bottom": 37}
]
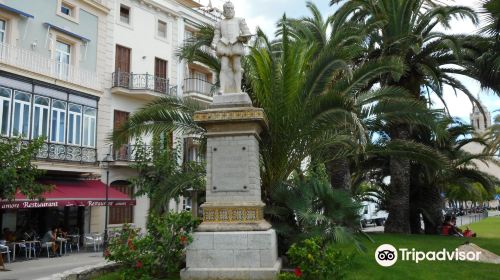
[
  {"left": 8, "top": 241, "right": 28, "bottom": 261},
  {"left": 56, "top": 238, "right": 67, "bottom": 256},
  {"left": 25, "top": 240, "right": 40, "bottom": 259}
]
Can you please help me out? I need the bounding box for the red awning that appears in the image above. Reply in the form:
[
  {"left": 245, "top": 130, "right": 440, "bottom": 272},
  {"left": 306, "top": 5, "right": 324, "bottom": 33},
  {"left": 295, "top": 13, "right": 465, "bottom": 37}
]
[{"left": 0, "top": 180, "right": 136, "bottom": 209}]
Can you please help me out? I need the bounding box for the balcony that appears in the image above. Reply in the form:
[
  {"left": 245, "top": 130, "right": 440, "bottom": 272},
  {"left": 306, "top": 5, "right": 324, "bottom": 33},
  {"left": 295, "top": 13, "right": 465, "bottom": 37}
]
[
  {"left": 1, "top": 138, "right": 97, "bottom": 164},
  {"left": 110, "top": 144, "right": 152, "bottom": 165},
  {"left": 183, "top": 77, "right": 218, "bottom": 103},
  {"left": 0, "top": 42, "right": 100, "bottom": 91},
  {"left": 111, "top": 72, "right": 178, "bottom": 100}
]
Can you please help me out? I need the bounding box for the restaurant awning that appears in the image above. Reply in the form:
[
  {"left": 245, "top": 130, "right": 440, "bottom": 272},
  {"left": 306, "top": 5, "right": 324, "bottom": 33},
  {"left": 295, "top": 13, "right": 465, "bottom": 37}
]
[{"left": 0, "top": 180, "right": 136, "bottom": 209}]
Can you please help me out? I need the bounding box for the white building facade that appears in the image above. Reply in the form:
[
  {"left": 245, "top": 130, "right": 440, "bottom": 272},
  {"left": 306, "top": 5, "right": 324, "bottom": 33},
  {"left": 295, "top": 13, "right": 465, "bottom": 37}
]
[
  {"left": 92, "top": 0, "right": 217, "bottom": 233},
  {"left": 0, "top": 0, "right": 217, "bottom": 238}
]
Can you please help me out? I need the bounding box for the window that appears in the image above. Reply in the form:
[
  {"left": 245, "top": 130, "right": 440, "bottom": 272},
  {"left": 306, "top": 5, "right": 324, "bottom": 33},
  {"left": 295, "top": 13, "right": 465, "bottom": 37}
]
[
  {"left": 120, "top": 5, "right": 130, "bottom": 24},
  {"left": 56, "top": 41, "right": 71, "bottom": 79},
  {"left": 83, "top": 107, "right": 96, "bottom": 147},
  {"left": 12, "top": 91, "right": 31, "bottom": 138},
  {"left": 60, "top": 3, "right": 72, "bottom": 16},
  {"left": 68, "top": 104, "right": 82, "bottom": 145},
  {"left": 0, "top": 19, "right": 6, "bottom": 43},
  {"left": 157, "top": 20, "right": 167, "bottom": 39},
  {"left": 51, "top": 100, "right": 66, "bottom": 143},
  {"left": 32, "top": 96, "right": 50, "bottom": 139},
  {"left": 109, "top": 182, "right": 134, "bottom": 224},
  {"left": 182, "top": 197, "right": 192, "bottom": 211},
  {"left": 0, "top": 87, "right": 11, "bottom": 136}
]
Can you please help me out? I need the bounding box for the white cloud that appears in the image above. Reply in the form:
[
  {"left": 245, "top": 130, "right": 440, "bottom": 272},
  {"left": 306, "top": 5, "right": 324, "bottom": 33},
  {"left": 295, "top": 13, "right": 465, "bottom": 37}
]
[{"left": 202, "top": 0, "right": 500, "bottom": 120}]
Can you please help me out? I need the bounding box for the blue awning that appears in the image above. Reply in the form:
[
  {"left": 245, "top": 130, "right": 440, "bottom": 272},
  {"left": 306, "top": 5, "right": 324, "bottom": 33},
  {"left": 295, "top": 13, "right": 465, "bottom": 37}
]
[
  {"left": 495, "top": 194, "right": 500, "bottom": 200},
  {"left": 44, "top": 22, "right": 91, "bottom": 42},
  {"left": 0, "top": 3, "right": 34, "bottom": 18}
]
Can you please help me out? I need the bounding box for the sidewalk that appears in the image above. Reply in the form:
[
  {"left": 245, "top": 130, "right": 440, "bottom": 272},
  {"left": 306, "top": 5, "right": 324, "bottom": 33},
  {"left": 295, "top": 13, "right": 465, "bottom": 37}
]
[
  {"left": 362, "top": 211, "right": 497, "bottom": 233},
  {"left": 1, "top": 252, "right": 105, "bottom": 280}
]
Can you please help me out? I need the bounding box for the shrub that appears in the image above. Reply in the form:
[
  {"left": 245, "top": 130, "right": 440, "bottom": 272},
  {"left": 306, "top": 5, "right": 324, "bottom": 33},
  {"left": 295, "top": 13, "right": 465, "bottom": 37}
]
[
  {"left": 278, "top": 238, "right": 354, "bottom": 280},
  {"left": 105, "top": 211, "right": 199, "bottom": 279}
]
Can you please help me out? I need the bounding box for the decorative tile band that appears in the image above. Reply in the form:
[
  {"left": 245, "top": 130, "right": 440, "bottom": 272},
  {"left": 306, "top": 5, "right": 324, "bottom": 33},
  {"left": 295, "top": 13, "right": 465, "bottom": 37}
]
[
  {"left": 202, "top": 206, "right": 264, "bottom": 223},
  {"left": 194, "top": 109, "right": 266, "bottom": 122}
]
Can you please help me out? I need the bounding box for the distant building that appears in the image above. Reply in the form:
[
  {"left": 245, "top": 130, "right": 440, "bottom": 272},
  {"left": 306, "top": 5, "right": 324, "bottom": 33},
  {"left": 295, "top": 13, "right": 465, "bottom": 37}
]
[{"left": 460, "top": 98, "right": 499, "bottom": 208}]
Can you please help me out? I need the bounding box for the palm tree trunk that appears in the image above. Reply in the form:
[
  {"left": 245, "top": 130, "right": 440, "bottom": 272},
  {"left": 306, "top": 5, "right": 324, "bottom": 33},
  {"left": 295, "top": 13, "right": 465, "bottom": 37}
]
[
  {"left": 385, "top": 128, "right": 411, "bottom": 234},
  {"left": 326, "top": 159, "right": 351, "bottom": 191},
  {"left": 422, "top": 185, "right": 443, "bottom": 234}
]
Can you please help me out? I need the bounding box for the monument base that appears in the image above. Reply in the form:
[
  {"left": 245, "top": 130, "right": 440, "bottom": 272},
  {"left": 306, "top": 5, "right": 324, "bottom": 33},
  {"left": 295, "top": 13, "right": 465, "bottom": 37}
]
[
  {"left": 181, "top": 230, "right": 281, "bottom": 280},
  {"left": 211, "top": 92, "right": 252, "bottom": 108}
]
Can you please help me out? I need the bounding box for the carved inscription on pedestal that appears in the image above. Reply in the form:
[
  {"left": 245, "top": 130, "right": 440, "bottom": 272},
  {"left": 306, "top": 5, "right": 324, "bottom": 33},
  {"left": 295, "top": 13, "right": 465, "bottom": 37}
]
[{"left": 211, "top": 144, "right": 250, "bottom": 192}]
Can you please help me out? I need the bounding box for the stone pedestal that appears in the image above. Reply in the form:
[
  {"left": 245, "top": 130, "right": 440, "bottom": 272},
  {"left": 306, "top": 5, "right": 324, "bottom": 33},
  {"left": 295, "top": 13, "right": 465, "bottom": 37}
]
[{"left": 181, "top": 93, "right": 281, "bottom": 280}]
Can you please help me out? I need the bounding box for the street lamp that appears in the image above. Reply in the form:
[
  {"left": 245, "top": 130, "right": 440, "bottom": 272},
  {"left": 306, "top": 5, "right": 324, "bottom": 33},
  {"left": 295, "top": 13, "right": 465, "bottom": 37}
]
[{"left": 100, "top": 153, "right": 114, "bottom": 256}]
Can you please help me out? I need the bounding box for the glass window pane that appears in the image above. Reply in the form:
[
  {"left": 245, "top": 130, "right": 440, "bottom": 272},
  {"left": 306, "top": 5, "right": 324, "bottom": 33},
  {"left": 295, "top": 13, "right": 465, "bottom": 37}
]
[
  {"left": 61, "top": 4, "right": 71, "bottom": 16},
  {"left": 35, "top": 96, "right": 49, "bottom": 105},
  {"left": 22, "top": 104, "right": 29, "bottom": 136},
  {"left": 15, "top": 91, "right": 30, "bottom": 102},
  {"left": 84, "top": 107, "right": 96, "bottom": 116},
  {"left": 158, "top": 21, "right": 166, "bottom": 38},
  {"left": 68, "top": 114, "right": 74, "bottom": 143},
  {"left": 0, "top": 87, "right": 10, "bottom": 98},
  {"left": 33, "top": 107, "right": 41, "bottom": 138},
  {"left": 75, "top": 115, "right": 81, "bottom": 145},
  {"left": 13, "top": 103, "right": 20, "bottom": 136},
  {"left": 56, "top": 41, "right": 70, "bottom": 53},
  {"left": 59, "top": 112, "right": 65, "bottom": 142},
  {"left": 1, "top": 99, "right": 9, "bottom": 135},
  {"left": 69, "top": 104, "right": 81, "bottom": 113},
  {"left": 51, "top": 111, "right": 57, "bottom": 142},
  {"left": 53, "top": 100, "right": 66, "bottom": 109},
  {"left": 42, "top": 108, "right": 49, "bottom": 137},
  {"left": 90, "top": 119, "right": 95, "bottom": 147}
]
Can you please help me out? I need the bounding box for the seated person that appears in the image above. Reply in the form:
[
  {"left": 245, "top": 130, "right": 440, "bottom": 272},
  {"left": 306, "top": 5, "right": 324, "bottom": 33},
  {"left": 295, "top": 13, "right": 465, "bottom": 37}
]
[
  {"left": 41, "top": 227, "right": 59, "bottom": 256},
  {"left": 2, "top": 228, "right": 15, "bottom": 242},
  {"left": 463, "top": 226, "right": 477, "bottom": 237},
  {"left": 441, "top": 215, "right": 452, "bottom": 235}
]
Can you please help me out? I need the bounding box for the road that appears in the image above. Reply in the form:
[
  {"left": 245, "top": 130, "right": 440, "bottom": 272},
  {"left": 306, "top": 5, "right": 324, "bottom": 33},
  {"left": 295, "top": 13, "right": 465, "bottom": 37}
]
[{"left": 0, "top": 252, "right": 105, "bottom": 280}]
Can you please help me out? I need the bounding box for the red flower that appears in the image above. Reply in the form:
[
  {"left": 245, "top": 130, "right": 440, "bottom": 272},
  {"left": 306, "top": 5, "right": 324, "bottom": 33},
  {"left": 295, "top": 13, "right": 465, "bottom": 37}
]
[
  {"left": 136, "top": 260, "right": 143, "bottom": 269},
  {"left": 180, "top": 235, "right": 188, "bottom": 245},
  {"left": 104, "top": 249, "right": 111, "bottom": 257},
  {"left": 294, "top": 267, "right": 302, "bottom": 277}
]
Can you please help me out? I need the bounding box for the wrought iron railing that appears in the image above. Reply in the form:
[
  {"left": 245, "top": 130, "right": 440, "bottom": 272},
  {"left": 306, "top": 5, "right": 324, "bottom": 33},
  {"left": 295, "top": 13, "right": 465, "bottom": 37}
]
[
  {"left": 1, "top": 137, "right": 97, "bottom": 164},
  {"left": 0, "top": 43, "right": 100, "bottom": 90},
  {"left": 183, "top": 78, "right": 218, "bottom": 97},
  {"left": 111, "top": 144, "right": 152, "bottom": 161},
  {"left": 112, "top": 72, "right": 177, "bottom": 95}
]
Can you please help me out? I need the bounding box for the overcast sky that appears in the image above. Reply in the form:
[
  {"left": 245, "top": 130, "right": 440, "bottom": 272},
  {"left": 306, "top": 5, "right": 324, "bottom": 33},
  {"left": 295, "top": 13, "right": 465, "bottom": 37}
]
[{"left": 201, "top": 0, "right": 499, "bottom": 122}]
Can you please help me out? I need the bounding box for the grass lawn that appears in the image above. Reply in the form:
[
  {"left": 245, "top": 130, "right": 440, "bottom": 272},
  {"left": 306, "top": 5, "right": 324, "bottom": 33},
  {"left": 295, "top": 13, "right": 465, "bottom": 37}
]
[{"left": 345, "top": 216, "right": 500, "bottom": 280}]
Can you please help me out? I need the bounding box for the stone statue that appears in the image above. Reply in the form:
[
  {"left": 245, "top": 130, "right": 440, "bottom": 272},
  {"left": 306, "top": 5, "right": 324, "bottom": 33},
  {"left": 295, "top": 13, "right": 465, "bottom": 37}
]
[{"left": 211, "top": 1, "right": 251, "bottom": 94}]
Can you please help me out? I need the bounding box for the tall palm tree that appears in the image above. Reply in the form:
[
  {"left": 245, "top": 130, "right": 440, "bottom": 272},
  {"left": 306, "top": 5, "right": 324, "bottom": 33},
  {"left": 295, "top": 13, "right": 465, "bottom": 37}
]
[
  {"left": 411, "top": 119, "right": 498, "bottom": 233},
  {"left": 331, "top": 0, "right": 482, "bottom": 233},
  {"left": 484, "top": 113, "right": 500, "bottom": 154}
]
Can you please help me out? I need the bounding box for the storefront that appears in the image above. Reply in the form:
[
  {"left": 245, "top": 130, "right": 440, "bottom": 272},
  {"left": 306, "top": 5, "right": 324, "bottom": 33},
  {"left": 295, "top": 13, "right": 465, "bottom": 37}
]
[{"left": 0, "top": 180, "right": 135, "bottom": 240}]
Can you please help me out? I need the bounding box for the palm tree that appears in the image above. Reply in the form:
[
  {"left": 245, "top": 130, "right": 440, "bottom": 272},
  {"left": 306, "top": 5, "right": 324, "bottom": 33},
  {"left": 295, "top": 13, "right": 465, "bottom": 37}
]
[
  {"left": 331, "top": 0, "right": 483, "bottom": 233},
  {"left": 484, "top": 113, "right": 500, "bottom": 154},
  {"left": 412, "top": 119, "right": 498, "bottom": 233}
]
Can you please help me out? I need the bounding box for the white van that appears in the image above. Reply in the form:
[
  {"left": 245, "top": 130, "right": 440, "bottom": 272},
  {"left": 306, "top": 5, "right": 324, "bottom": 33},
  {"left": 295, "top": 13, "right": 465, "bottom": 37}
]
[{"left": 360, "top": 201, "right": 388, "bottom": 227}]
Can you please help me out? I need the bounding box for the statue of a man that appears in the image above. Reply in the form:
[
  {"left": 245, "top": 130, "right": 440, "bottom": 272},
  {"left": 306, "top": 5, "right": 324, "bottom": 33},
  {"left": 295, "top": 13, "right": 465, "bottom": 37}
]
[{"left": 211, "top": 1, "right": 251, "bottom": 94}]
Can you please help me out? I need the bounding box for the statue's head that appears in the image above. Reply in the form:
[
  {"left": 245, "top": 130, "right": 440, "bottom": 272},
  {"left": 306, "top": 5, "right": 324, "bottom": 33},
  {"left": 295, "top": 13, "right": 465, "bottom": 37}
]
[{"left": 223, "top": 1, "right": 235, "bottom": 19}]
